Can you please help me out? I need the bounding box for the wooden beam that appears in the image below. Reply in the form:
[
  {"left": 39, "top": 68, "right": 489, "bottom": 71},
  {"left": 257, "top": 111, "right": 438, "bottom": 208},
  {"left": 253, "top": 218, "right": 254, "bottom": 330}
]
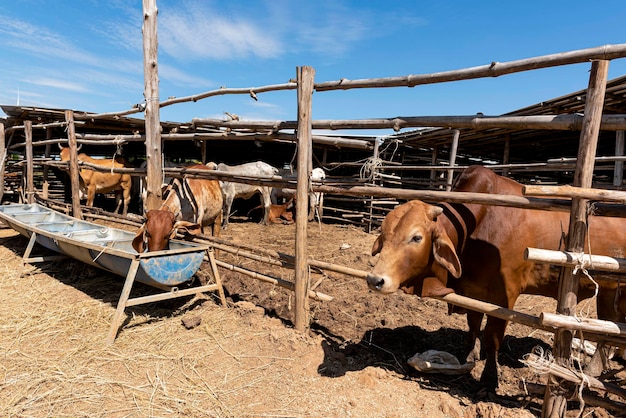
[{"left": 315, "top": 44, "right": 626, "bottom": 91}]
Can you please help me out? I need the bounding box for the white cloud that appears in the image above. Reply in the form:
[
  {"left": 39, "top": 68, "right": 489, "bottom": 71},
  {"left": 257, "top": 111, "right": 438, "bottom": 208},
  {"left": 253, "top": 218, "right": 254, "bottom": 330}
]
[
  {"left": 158, "top": 2, "right": 282, "bottom": 61},
  {"left": 0, "top": 16, "right": 103, "bottom": 68},
  {"left": 159, "top": 63, "right": 214, "bottom": 88},
  {"left": 25, "top": 78, "right": 89, "bottom": 93}
]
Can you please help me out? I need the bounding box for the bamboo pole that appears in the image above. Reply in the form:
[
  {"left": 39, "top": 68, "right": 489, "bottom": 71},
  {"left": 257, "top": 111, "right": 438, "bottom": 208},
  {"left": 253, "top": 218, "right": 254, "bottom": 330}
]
[
  {"left": 525, "top": 247, "right": 626, "bottom": 273},
  {"left": 540, "top": 312, "right": 626, "bottom": 336},
  {"left": 315, "top": 44, "right": 626, "bottom": 91},
  {"left": 213, "top": 259, "right": 332, "bottom": 302},
  {"left": 24, "top": 121, "right": 34, "bottom": 204},
  {"left": 64, "top": 110, "right": 82, "bottom": 219},
  {"left": 543, "top": 60, "right": 610, "bottom": 418},
  {"left": 191, "top": 113, "right": 626, "bottom": 132},
  {"left": 294, "top": 66, "right": 315, "bottom": 333},
  {"left": 523, "top": 184, "right": 626, "bottom": 203},
  {"left": 142, "top": 0, "right": 163, "bottom": 211}
]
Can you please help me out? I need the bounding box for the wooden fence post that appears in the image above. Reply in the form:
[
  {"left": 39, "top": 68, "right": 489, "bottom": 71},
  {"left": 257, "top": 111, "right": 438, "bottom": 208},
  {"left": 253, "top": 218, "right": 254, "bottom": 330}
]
[
  {"left": 0, "top": 122, "right": 5, "bottom": 203},
  {"left": 294, "top": 65, "right": 315, "bottom": 333},
  {"left": 65, "top": 110, "right": 82, "bottom": 219},
  {"left": 143, "top": 0, "right": 163, "bottom": 211},
  {"left": 24, "top": 121, "right": 34, "bottom": 204},
  {"left": 614, "top": 130, "right": 625, "bottom": 187},
  {"left": 445, "top": 129, "right": 460, "bottom": 191},
  {"left": 542, "top": 60, "right": 610, "bottom": 418}
]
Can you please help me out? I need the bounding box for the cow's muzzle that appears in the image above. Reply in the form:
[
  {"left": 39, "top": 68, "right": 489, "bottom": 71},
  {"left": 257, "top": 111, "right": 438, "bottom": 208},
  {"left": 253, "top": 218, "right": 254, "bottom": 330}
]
[{"left": 366, "top": 273, "right": 386, "bottom": 291}]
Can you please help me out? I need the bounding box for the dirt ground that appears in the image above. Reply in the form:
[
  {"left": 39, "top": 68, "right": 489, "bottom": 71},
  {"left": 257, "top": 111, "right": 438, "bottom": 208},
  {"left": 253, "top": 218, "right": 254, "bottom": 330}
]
[{"left": 0, "top": 215, "right": 624, "bottom": 417}]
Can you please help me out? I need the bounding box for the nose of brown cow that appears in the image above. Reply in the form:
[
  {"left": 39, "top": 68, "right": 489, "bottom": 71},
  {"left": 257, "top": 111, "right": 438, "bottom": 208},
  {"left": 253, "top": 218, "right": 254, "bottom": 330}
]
[{"left": 366, "top": 274, "right": 386, "bottom": 291}]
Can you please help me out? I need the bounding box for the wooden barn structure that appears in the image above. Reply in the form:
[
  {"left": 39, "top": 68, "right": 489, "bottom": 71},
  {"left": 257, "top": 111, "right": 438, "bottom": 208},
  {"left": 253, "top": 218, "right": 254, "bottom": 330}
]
[{"left": 1, "top": 4, "right": 626, "bottom": 414}]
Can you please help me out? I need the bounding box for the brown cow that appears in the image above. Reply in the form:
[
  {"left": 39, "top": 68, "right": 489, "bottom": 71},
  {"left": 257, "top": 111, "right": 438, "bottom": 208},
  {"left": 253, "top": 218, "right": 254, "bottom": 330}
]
[
  {"left": 248, "top": 199, "right": 295, "bottom": 224},
  {"left": 367, "top": 165, "right": 626, "bottom": 391},
  {"left": 59, "top": 146, "right": 132, "bottom": 215},
  {"left": 132, "top": 165, "right": 223, "bottom": 253}
]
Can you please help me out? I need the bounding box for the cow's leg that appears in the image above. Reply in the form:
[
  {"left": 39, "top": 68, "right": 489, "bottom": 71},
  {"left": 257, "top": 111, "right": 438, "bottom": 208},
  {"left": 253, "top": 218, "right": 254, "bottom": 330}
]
[
  {"left": 222, "top": 195, "right": 234, "bottom": 229},
  {"left": 122, "top": 184, "right": 131, "bottom": 215},
  {"left": 480, "top": 316, "right": 507, "bottom": 391},
  {"left": 261, "top": 188, "right": 272, "bottom": 225},
  {"left": 308, "top": 193, "right": 315, "bottom": 221},
  {"left": 464, "top": 310, "right": 483, "bottom": 363},
  {"left": 86, "top": 185, "right": 96, "bottom": 207}
]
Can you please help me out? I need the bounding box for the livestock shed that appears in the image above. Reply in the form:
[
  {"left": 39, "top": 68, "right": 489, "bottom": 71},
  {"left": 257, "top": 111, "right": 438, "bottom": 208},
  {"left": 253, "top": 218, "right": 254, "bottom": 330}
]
[{"left": 3, "top": 74, "right": 626, "bottom": 228}]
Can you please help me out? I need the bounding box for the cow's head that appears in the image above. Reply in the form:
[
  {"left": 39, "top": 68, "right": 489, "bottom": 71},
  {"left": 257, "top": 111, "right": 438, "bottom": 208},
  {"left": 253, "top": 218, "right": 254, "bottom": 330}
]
[
  {"left": 132, "top": 210, "right": 202, "bottom": 253},
  {"left": 366, "top": 200, "right": 461, "bottom": 297},
  {"left": 58, "top": 143, "right": 82, "bottom": 162}
]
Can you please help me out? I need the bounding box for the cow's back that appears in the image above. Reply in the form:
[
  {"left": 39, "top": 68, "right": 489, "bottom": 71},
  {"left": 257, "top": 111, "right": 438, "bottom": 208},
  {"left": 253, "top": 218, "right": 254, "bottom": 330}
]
[
  {"left": 164, "top": 165, "right": 222, "bottom": 229},
  {"left": 450, "top": 165, "right": 626, "bottom": 306}
]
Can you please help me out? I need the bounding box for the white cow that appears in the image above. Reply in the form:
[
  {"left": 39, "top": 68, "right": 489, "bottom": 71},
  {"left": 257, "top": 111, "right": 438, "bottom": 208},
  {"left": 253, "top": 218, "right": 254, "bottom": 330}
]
[
  {"left": 271, "top": 167, "right": 325, "bottom": 222},
  {"left": 215, "top": 161, "right": 279, "bottom": 229}
]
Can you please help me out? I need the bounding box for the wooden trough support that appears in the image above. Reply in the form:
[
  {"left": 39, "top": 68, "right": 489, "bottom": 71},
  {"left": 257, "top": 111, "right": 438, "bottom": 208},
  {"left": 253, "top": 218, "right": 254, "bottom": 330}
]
[
  {"left": 17, "top": 229, "right": 226, "bottom": 344},
  {"left": 106, "top": 246, "right": 226, "bottom": 344}
]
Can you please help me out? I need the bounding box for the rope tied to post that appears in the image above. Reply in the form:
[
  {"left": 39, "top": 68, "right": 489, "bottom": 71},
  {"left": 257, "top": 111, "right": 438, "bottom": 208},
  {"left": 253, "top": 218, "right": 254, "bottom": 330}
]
[{"left": 111, "top": 135, "right": 125, "bottom": 174}]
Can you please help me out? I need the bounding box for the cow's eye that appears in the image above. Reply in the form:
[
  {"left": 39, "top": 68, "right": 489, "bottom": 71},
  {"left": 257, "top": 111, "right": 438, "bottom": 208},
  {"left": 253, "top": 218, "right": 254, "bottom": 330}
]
[{"left": 410, "top": 235, "right": 423, "bottom": 244}]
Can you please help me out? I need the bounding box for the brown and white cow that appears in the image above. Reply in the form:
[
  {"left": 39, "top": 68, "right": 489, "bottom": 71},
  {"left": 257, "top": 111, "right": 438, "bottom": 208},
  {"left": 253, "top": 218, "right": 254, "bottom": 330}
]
[
  {"left": 132, "top": 164, "right": 222, "bottom": 253},
  {"left": 59, "top": 146, "right": 133, "bottom": 215},
  {"left": 367, "top": 165, "right": 626, "bottom": 391}
]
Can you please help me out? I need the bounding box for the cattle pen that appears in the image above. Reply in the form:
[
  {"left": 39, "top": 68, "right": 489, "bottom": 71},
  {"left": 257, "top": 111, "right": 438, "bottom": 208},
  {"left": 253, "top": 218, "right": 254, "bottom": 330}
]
[{"left": 2, "top": 2, "right": 626, "bottom": 415}]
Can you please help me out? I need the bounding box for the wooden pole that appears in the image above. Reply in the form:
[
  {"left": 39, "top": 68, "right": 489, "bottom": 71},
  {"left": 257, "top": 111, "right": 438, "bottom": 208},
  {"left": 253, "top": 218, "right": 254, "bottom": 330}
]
[
  {"left": 502, "top": 134, "right": 511, "bottom": 178},
  {"left": 542, "top": 60, "right": 609, "bottom": 418},
  {"left": 615, "top": 130, "right": 625, "bottom": 187},
  {"left": 294, "top": 66, "right": 315, "bottom": 333},
  {"left": 430, "top": 145, "right": 438, "bottom": 186},
  {"left": 0, "top": 122, "right": 5, "bottom": 203},
  {"left": 43, "top": 128, "right": 51, "bottom": 199},
  {"left": 142, "top": 0, "right": 163, "bottom": 211},
  {"left": 65, "top": 110, "right": 82, "bottom": 219},
  {"left": 24, "top": 121, "right": 34, "bottom": 204},
  {"left": 445, "top": 129, "right": 460, "bottom": 191},
  {"left": 367, "top": 139, "right": 380, "bottom": 233}
]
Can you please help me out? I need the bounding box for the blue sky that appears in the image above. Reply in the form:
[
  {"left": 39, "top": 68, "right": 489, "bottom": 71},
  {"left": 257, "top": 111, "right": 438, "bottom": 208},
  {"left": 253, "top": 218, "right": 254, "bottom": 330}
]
[{"left": 1, "top": 0, "right": 625, "bottom": 136}]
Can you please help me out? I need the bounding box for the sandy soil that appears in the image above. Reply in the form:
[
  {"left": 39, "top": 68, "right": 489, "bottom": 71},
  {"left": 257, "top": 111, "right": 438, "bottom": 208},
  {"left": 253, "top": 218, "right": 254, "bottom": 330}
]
[{"left": 0, "top": 216, "right": 623, "bottom": 417}]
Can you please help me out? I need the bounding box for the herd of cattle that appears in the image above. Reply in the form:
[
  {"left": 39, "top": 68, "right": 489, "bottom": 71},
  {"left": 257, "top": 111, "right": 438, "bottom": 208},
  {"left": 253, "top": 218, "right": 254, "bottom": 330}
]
[
  {"left": 59, "top": 147, "right": 626, "bottom": 393},
  {"left": 57, "top": 146, "right": 325, "bottom": 252}
]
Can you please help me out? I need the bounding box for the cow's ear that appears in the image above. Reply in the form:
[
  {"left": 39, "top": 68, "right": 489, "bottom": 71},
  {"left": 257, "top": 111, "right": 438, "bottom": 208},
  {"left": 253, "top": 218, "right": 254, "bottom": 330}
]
[
  {"left": 432, "top": 232, "right": 462, "bottom": 279},
  {"left": 421, "top": 277, "right": 455, "bottom": 298},
  {"left": 371, "top": 235, "right": 383, "bottom": 256},
  {"left": 132, "top": 225, "right": 146, "bottom": 253},
  {"left": 173, "top": 221, "right": 202, "bottom": 237}
]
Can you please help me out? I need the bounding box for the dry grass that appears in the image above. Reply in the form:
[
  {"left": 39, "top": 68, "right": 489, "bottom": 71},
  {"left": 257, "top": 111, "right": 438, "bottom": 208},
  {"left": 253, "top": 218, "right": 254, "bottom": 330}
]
[{"left": 0, "top": 227, "right": 313, "bottom": 418}]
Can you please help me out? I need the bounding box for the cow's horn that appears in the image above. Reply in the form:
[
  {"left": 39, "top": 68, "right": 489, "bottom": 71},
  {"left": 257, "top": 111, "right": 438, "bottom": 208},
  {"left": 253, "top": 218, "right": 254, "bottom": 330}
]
[{"left": 429, "top": 205, "right": 444, "bottom": 219}]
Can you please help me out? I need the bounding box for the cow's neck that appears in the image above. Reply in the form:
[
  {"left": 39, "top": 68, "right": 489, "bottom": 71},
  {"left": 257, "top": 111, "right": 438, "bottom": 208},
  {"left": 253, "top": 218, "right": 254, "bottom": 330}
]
[{"left": 439, "top": 202, "right": 479, "bottom": 254}]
